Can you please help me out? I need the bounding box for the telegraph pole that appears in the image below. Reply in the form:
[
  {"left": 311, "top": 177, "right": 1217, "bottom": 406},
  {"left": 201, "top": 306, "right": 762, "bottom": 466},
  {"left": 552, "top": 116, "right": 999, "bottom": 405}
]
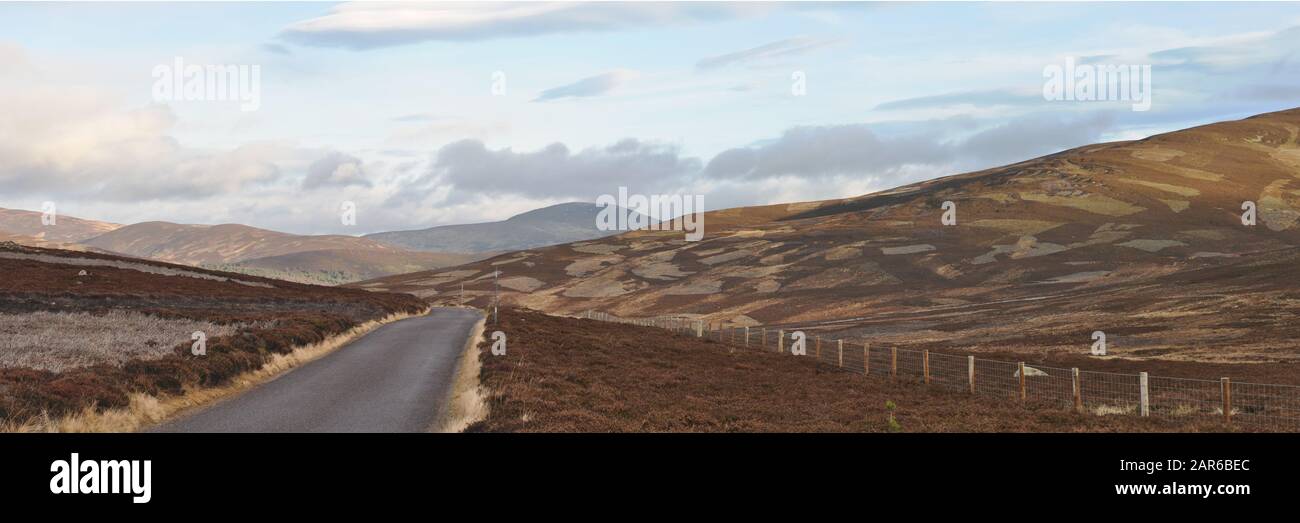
[{"left": 493, "top": 269, "right": 500, "bottom": 324}]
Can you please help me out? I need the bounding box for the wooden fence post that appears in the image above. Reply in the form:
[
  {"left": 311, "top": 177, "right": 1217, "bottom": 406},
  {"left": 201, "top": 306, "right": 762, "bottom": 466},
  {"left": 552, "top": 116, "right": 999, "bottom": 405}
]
[
  {"left": 968, "top": 355, "right": 976, "bottom": 394},
  {"left": 778, "top": 330, "right": 784, "bottom": 354},
  {"left": 695, "top": 321, "right": 703, "bottom": 338},
  {"left": 837, "top": 339, "right": 844, "bottom": 368},
  {"left": 1072, "top": 368, "right": 1082, "bottom": 413},
  {"left": 815, "top": 336, "right": 821, "bottom": 359},
  {"left": 1018, "top": 362, "right": 1027, "bottom": 402},
  {"left": 863, "top": 343, "right": 870, "bottom": 375},
  {"left": 890, "top": 348, "right": 897, "bottom": 381},
  {"left": 923, "top": 350, "right": 930, "bottom": 384},
  {"left": 1221, "top": 377, "right": 1232, "bottom": 424},
  {"left": 762, "top": 328, "right": 767, "bottom": 348},
  {"left": 744, "top": 326, "right": 750, "bottom": 347},
  {"left": 1139, "top": 372, "right": 1149, "bottom": 417}
]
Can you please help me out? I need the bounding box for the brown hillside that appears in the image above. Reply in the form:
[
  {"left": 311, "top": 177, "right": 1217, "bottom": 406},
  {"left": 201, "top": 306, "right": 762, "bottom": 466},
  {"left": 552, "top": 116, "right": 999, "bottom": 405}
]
[
  {"left": 0, "top": 207, "right": 121, "bottom": 243},
  {"left": 355, "top": 108, "right": 1300, "bottom": 364}
]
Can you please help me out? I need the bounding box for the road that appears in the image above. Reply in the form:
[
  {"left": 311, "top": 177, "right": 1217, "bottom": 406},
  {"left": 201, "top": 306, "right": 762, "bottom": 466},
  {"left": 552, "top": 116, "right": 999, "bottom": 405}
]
[{"left": 154, "top": 307, "right": 483, "bottom": 433}]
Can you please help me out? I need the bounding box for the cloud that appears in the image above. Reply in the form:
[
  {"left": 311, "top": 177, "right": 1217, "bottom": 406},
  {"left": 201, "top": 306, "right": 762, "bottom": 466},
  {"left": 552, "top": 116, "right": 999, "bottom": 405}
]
[
  {"left": 704, "top": 124, "right": 954, "bottom": 182},
  {"left": 302, "top": 151, "right": 372, "bottom": 189},
  {"left": 385, "top": 119, "right": 510, "bottom": 147},
  {"left": 704, "top": 112, "right": 1120, "bottom": 184},
  {"left": 874, "top": 89, "right": 1042, "bottom": 111},
  {"left": 696, "top": 36, "right": 837, "bottom": 70},
  {"left": 392, "top": 113, "right": 440, "bottom": 122},
  {"left": 534, "top": 70, "right": 637, "bottom": 102},
  {"left": 1146, "top": 26, "right": 1300, "bottom": 72},
  {"left": 957, "top": 112, "right": 1115, "bottom": 165},
  {"left": 0, "top": 96, "right": 283, "bottom": 201},
  {"left": 411, "top": 138, "right": 701, "bottom": 202},
  {"left": 394, "top": 110, "right": 1121, "bottom": 218},
  {"left": 1223, "top": 84, "right": 1300, "bottom": 102},
  {"left": 0, "top": 55, "right": 369, "bottom": 203},
  {"left": 260, "top": 42, "right": 292, "bottom": 56},
  {"left": 280, "top": 2, "right": 774, "bottom": 49}
]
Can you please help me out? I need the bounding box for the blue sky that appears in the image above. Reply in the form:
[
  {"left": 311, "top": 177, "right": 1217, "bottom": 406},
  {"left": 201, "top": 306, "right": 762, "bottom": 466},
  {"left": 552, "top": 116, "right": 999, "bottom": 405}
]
[{"left": 4, "top": 1, "right": 1300, "bottom": 235}]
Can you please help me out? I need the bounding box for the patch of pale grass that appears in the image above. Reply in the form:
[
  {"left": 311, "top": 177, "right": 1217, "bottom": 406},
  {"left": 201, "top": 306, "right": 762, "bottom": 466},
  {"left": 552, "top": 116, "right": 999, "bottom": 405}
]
[
  {"left": 0, "top": 310, "right": 251, "bottom": 372},
  {"left": 1117, "top": 239, "right": 1187, "bottom": 253},
  {"left": 1093, "top": 404, "right": 1136, "bottom": 416},
  {"left": 1018, "top": 192, "right": 1145, "bottom": 216},
  {"left": 437, "top": 314, "right": 488, "bottom": 433},
  {"left": 967, "top": 219, "right": 1064, "bottom": 236},
  {"left": 1112, "top": 178, "right": 1201, "bottom": 197}
]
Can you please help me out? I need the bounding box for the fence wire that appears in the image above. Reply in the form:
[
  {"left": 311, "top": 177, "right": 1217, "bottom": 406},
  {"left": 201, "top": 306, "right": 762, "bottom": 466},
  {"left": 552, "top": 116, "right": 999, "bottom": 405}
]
[{"left": 579, "top": 311, "right": 1300, "bottom": 431}]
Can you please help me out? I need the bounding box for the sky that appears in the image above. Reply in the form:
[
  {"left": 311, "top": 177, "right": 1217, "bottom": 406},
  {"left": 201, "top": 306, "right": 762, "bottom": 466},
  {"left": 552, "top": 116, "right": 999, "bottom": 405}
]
[{"left": 4, "top": 1, "right": 1300, "bottom": 235}]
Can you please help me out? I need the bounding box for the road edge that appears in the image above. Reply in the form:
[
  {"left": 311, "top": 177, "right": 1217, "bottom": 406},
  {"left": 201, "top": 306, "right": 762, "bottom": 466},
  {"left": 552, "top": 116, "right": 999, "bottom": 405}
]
[
  {"left": 13, "top": 307, "right": 432, "bottom": 433},
  {"left": 435, "top": 312, "right": 488, "bottom": 433}
]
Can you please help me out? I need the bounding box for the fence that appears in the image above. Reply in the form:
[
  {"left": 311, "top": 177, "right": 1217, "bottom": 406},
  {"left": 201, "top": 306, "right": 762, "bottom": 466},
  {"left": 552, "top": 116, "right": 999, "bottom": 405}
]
[{"left": 579, "top": 311, "right": 1300, "bottom": 431}]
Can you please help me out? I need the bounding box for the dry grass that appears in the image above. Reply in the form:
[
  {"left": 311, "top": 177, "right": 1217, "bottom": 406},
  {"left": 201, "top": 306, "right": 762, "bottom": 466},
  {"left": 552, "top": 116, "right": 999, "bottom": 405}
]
[
  {"left": 437, "top": 314, "right": 488, "bottom": 432},
  {"left": 468, "top": 308, "right": 1243, "bottom": 433},
  {"left": 0, "top": 310, "right": 262, "bottom": 372},
  {"left": 3, "top": 308, "right": 427, "bottom": 432}
]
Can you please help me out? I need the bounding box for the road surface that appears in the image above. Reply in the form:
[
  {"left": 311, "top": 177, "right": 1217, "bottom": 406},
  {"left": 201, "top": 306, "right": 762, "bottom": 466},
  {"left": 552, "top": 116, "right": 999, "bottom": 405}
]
[{"left": 154, "top": 307, "right": 483, "bottom": 433}]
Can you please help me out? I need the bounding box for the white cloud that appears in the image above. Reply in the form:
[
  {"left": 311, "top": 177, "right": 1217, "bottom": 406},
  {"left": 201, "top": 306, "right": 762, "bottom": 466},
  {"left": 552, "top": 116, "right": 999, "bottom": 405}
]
[
  {"left": 280, "top": 1, "right": 776, "bottom": 49},
  {"left": 534, "top": 70, "right": 638, "bottom": 102},
  {"left": 696, "top": 37, "right": 838, "bottom": 70},
  {"left": 302, "top": 151, "right": 372, "bottom": 189},
  {"left": 411, "top": 137, "right": 701, "bottom": 203}
]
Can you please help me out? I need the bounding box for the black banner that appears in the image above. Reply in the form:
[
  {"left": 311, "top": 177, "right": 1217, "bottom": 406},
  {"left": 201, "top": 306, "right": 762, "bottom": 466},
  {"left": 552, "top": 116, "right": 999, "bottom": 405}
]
[{"left": 0, "top": 433, "right": 1292, "bottom": 512}]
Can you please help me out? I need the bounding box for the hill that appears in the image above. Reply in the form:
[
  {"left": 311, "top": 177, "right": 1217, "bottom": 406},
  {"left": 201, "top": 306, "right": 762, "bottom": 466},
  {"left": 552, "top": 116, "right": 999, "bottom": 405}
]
[
  {"left": 80, "top": 221, "right": 405, "bottom": 265},
  {"left": 364, "top": 202, "right": 626, "bottom": 253},
  {"left": 353, "top": 108, "right": 1300, "bottom": 364},
  {"left": 204, "top": 248, "right": 486, "bottom": 285},
  {"left": 0, "top": 208, "right": 121, "bottom": 243},
  {"left": 70, "top": 220, "right": 476, "bottom": 285}
]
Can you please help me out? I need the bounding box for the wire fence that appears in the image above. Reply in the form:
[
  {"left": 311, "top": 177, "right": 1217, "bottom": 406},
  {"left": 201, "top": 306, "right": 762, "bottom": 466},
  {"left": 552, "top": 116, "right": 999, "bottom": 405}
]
[{"left": 579, "top": 310, "right": 1300, "bottom": 432}]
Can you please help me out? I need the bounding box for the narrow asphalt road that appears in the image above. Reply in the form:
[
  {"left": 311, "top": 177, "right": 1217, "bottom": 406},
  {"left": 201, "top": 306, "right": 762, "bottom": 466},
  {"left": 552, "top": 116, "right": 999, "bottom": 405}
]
[{"left": 153, "top": 307, "right": 483, "bottom": 433}]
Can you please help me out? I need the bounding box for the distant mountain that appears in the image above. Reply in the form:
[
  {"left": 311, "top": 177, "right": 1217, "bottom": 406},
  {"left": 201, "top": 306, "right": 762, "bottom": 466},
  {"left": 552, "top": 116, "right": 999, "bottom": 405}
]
[
  {"left": 203, "top": 248, "right": 487, "bottom": 286},
  {"left": 38, "top": 220, "right": 472, "bottom": 286},
  {"left": 73, "top": 221, "right": 484, "bottom": 285},
  {"left": 2, "top": 203, "right": 608, "bottom": 286},
  {"left": 364, "top": 202, "right": 624, "bottom": 253},
  {"left": 0, "top": 208, "right": 121, "bottom": 243},
  {"left": 80, "top": 222, "right": 410, "bottom": 266}
]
